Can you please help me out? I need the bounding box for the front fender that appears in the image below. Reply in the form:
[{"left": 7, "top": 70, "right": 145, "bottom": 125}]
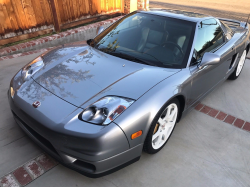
[{"left": 114, "top": 69, "right": 191, "bottom": 148}]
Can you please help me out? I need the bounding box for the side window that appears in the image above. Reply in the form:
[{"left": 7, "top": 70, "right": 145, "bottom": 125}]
[{"left": 193, "top": 19, "right": 224, "bottom": 61}]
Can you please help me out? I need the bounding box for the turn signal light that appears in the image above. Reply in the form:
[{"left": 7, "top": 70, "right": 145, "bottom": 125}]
[{"left": 131, "top": 130, "right": 142, "bottom": 140}]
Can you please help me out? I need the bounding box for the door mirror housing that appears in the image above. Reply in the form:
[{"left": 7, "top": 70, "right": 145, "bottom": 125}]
[
  {"left": 87, "top": 39, "right": 94, "bottom": 46},
  {"left": 198, "top": 52, "right": 220, "bottom": 69},
  {"left": 96, "top": 26, "right": 104, "bottom": 36}
]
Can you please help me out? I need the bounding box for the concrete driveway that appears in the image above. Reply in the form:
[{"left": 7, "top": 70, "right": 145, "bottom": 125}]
[{"left": 0, "top": 53, "right": 250, "bottom": 187}]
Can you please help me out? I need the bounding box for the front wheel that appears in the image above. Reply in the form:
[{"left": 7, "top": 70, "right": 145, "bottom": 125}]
[
  {"left": 143, "top": 98, "right": 179, "bottom": 154},
  {"left": 228, "top": 50, "right": 247, "bottom": 80}
]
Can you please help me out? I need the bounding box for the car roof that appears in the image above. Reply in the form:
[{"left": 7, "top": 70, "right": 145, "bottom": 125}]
[{"left": 139, "top": 9, "right": 213, "bottom": 23}]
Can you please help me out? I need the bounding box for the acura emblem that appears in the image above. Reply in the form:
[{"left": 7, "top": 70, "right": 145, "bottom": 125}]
[{"left": 32, "top": 101, "right": 41, "bottom": 108}]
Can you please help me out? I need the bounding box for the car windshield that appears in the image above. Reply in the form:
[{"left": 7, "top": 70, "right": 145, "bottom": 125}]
[{"left": 93, "top": 12, "right": 196, "bottom": 68}]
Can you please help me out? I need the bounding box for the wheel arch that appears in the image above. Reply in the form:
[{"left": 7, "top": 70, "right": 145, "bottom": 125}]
[
  {"left": 142, "top": 94, "right": 186, "bottom": 153},
  {"left": 246, "top": 43, "right": 250, "bottom": 54},
  {"left": 175, "top": 95, "right": 186, "bottom": 122}
]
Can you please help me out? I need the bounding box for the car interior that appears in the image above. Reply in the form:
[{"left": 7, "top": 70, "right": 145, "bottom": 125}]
[{"left": 97, "top": 14, "right": 194, "bottom": 66}]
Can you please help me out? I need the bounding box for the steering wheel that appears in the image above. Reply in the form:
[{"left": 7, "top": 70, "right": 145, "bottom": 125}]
[{"left": 162, "top": 42, "right": 184, "bottom": 60}]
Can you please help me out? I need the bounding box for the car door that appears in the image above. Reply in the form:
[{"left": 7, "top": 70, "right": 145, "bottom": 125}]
[{"left": 189, "top": 18, "right": 235, "bottom": 104}]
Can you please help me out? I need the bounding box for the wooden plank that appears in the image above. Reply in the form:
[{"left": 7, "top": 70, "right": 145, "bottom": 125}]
[
  {"left": 56, "top": 0, "right": 65, "bottom": 23},
  {"left": 108, "top": 0, "right": 113, "bottom": 11},
  {"left": 30, "top": 0, "right": 45, "bottom": 26},
  {"left": 11, "top": 0, "right": 28, "bottom": 30},
  {"left": 105, "top": 0, "right": 108, "bottom": 12},
  {"left": 0, "top": 4, "right": 7, "bottom": 35},
  {"left": 118, "top": 0, "right": 121, "bottom": 10},
  {"left": 61, "top": 0, "right": 70, "bottom": 23},
  {"left": 97, "top": 0, "right": 102, "bottom": 13},
  {"left": 0, "top": 24, "right": 4, "bottom": 36},
  {"left": 84, "top": 0, "right": 90, "bottom": 14},
  {"left": 63, "top": 0, "right": 70, "bottom": 21},
  {"left": 4, "top": 0, "right": 19, "bottom": 31},
  {"left": 91, "top": 0, "right": 101, "bottom": 14},
  {"left": 88, "top": 0, "right": 93, "bottom": 15},
  {"left": 78, "top": 0, "right": 85, "bottom": 17},
  {"left": 75, "top": 0, "right": 81, "bottom": 20},
  {"left": 0, "top": 28, "right": 53, "bottom": 45},
  {"left": 21, "top": 0, "right": 37, "bottom": 27},
  {"left": 67, "top": 0, "right": 75, "bottom": 21},
  {"left": 61, "top": 12, "right": 121, "bottom": 30},
  {"left": 71, "top": 0, "right": 78, "bottom": 20},
  {"left": 40, "top": 0, "right": 53, "bottom": 24},
  {"left": 100, "top": 0, "right": 104, "bottom": 12},
  {"left": 49, "top": 0, "right": 60, "bottom": 32},
  {"left": 0, "top": 3, "right": 13, "bottom": 33}
]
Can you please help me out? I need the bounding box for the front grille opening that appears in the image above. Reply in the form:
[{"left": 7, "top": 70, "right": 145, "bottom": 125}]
[
  {"left": 12, "top": 111, "right": 60, "bottom": 157},
  {"left": 73, "top": 160, "right": 96, "bottom": 173}
]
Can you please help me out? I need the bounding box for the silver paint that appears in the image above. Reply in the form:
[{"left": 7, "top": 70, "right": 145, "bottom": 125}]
[{"left": 8, "top": 9, "right": 250, "bottom": 177}]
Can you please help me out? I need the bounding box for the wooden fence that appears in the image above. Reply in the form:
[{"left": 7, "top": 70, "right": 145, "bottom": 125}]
[{"left": 0, "top": 0, "right": 123, "bottom": 44}]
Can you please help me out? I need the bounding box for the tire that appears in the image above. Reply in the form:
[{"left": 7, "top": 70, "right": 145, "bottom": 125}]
[
  {"left": 228, "top": 50, "right": 247, "bottom": 80},
  {"left": 143, "top": 98, "right": 180, "bottom": 154}
]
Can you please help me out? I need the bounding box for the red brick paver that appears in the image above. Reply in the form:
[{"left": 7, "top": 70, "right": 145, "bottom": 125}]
[
  {"left": 195, "top": 103, "right": 204, "bottom": 111},
  {"left": 224, "top": 115, "right": 236, "bottom": 124},
  {"left": 25, "top": 160, "right": 44, "bottom": 179},
  {"left": 216, "top": 111, "right": 227, "bottom": 121},
  {"left": 196, "top": 104, "right": 250, "bottom": 133},
  {"left": 243, "top": 122, "right": 250, "bottom": 131},
  {"left": 200, "top": 105, "right": 212, "bottom": 114},
  {"left": 0, "top": 154, "right": 58, "bottom": 187},
  {"left": 13, "top": 167, "right": 32, "bottom": 186},
  {"left": 233, "top": 119, "right": 245, "bottom": 128},
  {"left": 36, "top": 154, "right": 57, "bottom": 171},
  {"left": 208, "top": 108, "right": 219, "bottom": 117},
  {"left": 1, "top": 174, "right": 20, "bottom": 187}
]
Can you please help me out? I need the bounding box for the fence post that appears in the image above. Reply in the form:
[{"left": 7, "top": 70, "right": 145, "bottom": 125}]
[
  {"left": 49, "top": 0, "right": 61, "bottom": 32},
  {"left": 138, "top": 0, "right": 149, "bottom": 10},
  {"left": 124, "top": 0, "right": 137, "bottom": 14}
]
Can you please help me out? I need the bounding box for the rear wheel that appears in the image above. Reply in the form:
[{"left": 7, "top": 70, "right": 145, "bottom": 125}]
[
  {"left": 228, "top": 50, "right": 247, "bottom": 80},
  {"left": 143, "top": 98, "right": 179, "bottom": 154}
]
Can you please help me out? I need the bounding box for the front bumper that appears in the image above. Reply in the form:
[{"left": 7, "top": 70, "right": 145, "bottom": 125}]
[{"left": 8, "top": 88, "right": 142, "bottom": 177}]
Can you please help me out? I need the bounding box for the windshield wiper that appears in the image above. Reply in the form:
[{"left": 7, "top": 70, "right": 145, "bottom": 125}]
[{"left": 106, "top": 52, "right": 155, "bottom": 66}]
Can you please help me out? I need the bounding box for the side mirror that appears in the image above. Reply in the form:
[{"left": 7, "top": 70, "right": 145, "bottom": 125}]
[
  {"left": 96, "top": 26, "right": 104, "bottom": 36},
  {"left": 87, "top": 39, "right": 94, "bottom": 46},
  {"left": 198, "top": 52, "right": 220, "bottom": 69}
]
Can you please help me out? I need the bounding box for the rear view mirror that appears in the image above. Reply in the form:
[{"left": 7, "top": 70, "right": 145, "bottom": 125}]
[
  {"left": 199, "top": 52, "right": 220, "bottom": 69},
  {"left": 96, "top": 26, "right": 104, "bottom": 36}
]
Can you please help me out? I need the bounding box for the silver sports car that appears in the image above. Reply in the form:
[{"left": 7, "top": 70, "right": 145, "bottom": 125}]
[{"left": 8, "top": 9, "right": 250, "bottom": 177}]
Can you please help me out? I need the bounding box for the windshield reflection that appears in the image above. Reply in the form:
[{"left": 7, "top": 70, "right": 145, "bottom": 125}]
[{"left": 93, "top": 12, "right": 196, "bottom": 68}]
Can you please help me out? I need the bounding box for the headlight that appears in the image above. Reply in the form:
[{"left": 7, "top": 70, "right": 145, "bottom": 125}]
[
  {"left": 79, "top": 96, "right": 134, "bottom": 125},
  {"left": 21, "top": 57, "right": 44, "bottom": 81},
  {"left": 10, "top": 56, "right": 44, "bottom": 98}
]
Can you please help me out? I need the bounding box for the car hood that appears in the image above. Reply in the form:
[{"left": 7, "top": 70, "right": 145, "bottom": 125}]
[{"left": 32, "top": 44, "right": 181, "bottom": 108}]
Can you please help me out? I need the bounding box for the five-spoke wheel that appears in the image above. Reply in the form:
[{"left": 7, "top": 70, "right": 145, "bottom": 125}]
[
  {"left": 229, "top": 49, "right": 247, "bottom": 80},
  {"left": 144, "top": 98, "right": 179, "bottom": 154}
]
